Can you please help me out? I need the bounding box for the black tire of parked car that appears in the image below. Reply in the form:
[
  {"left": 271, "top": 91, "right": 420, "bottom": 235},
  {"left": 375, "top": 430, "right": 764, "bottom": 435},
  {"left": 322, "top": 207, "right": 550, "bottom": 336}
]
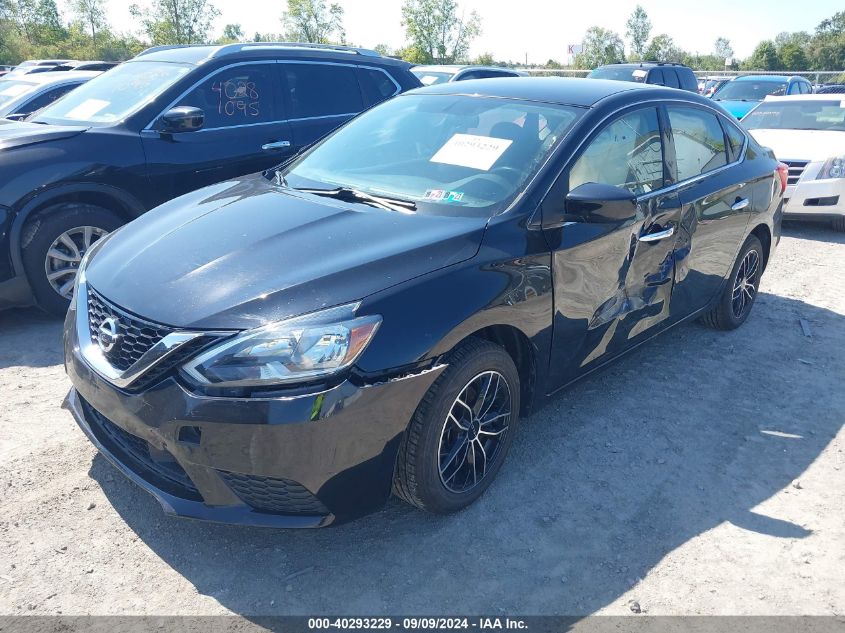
[
  {"left": 393, "top": 337, "right": 520, "bottom": 514},
  {"left": 700, "top": 234, "right": 764, "bottom": 331},
  {"left": 832, "top": 216, "right": 845, "bottom": 233},
  {"left": 21, "top": 203, "right": 123, "bottom": 316}
]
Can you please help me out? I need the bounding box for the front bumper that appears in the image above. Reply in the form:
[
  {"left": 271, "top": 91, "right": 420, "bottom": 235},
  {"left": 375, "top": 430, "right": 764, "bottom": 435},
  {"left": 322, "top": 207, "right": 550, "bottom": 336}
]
[
  {"left": 63, "top": 311, "right": 444, "bottom": 527},
  {"left": 784, "top": 165, "right": 845, "bottom": 219}
]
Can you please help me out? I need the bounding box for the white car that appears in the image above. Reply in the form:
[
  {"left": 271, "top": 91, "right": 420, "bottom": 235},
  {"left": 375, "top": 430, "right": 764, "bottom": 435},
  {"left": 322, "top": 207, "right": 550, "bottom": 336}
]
[
  {"left": 0, "top": 70, "right": 100, "bottom": 121},
  {"left": 743, "top": 94, "right": 845, "bottom": 231}
]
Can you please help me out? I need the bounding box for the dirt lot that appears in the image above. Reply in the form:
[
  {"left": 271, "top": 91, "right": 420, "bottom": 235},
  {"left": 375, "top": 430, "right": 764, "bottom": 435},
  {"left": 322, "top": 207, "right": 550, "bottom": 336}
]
[{"left": 0, "top": 223, "right": 843, "bottom": 617}]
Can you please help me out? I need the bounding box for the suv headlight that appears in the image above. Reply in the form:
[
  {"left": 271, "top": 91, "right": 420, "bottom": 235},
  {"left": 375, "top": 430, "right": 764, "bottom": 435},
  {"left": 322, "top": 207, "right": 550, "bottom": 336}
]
[
  {"left": 182, "top": 303, "right": 381, "bottom": 388},
  {"left": 818, "top": 155, "right": 845, "bottom": 179}
]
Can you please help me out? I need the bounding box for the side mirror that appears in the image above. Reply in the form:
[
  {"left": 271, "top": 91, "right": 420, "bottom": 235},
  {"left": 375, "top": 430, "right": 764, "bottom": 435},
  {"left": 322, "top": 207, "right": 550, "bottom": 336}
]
[
  {"left": 565, "top": 182, "right": 637, "bottom": 223},
  {"left": 158, "top": 106, "right": 204, "bottom": 133}
]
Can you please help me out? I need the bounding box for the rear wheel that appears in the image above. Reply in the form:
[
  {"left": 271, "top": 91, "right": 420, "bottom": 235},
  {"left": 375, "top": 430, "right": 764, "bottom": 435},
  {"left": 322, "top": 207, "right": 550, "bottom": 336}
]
[
  {"left": 21, "top": 204, "right": 122, "bottom": 316},
  {"left": 700, "top": 235, "right": 764, "bottom": 331},
  {"left": 393, "top": 338, "right": 520, "bottom": 514}
]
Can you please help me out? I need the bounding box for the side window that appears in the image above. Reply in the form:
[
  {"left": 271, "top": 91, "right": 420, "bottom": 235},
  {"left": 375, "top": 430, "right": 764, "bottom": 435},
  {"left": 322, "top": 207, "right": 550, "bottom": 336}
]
[
  {"left": 648, "top": 69, "right": 664, "bottom": 85},
  {"left": 667, "top": 106, "right": 728, "bottom": 181},
  {"left": 722, "top": 118, "right": 746, "bottom": 160},
  {"left": 356, "top": 67, "right": 397, "bottom": 107},
  {"left": 663, "top": 70, "right": 680, "bottom": 89},
  {"left": 456, "top": 71, "right": 481, "bottom": 81},
  {"left": 570, "top": 107, "right": 664, "bottom": 195},
  {"left": 800, "top": 82, "right": 811, "bottom": 94},
  {"left": 283, "top": 63, "right": 363, "bottom": 119},
  {"left": 14, "top": 84, "right": 76, "bottom": 115},
  {"left": 174, "top": 64, "right": 275, "bottom": 129}
]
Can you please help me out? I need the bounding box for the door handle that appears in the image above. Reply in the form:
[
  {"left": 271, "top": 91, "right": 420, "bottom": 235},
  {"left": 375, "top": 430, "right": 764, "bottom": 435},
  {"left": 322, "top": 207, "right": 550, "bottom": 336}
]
[
  {"left": 731, "top": 197, "right": 750, "bottom": 211},
  {"left": 639, "top": 225, "right": 675, "bottom": 242},
  {"left": 262, "top": 140, "right": 291, "bottom": 151}
]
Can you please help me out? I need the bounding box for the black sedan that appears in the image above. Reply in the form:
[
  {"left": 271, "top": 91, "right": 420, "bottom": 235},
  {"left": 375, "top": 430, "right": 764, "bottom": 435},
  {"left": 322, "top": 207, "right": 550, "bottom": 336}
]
[{"left": 63, "top": 78, "right": 784, "bottom": 527}]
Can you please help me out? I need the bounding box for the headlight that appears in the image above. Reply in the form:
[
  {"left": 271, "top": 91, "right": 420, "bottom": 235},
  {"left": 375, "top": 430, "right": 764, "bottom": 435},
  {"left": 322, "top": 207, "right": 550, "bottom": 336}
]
[
  {"left": 182, "top": 303, "right": 381, "bottom": 388},
  {"left": 818, "top": 155, "right": 845, "bottom": 179}
]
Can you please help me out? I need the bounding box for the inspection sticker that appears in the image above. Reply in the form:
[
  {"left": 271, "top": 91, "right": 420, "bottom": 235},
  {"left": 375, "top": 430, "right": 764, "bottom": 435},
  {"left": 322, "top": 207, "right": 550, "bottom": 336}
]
[
  {"left": 430, "top": 133, "right": 513, "bottom": 171},
  {"left": 424, "top": 189, "right": 464, "bottom": 202}
]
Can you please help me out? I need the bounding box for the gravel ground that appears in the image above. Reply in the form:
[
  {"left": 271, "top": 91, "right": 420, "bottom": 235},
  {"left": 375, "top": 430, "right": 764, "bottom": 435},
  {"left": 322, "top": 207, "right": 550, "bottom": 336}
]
[{"left": 0, "top": 223, "right": 843, "bottom": 618}]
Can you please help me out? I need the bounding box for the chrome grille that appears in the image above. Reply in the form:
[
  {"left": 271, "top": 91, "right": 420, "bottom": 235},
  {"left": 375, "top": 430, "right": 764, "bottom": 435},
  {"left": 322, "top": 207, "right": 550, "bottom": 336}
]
[
  {"left": 87, "top": 288, "right": 173, "bottom": 371},
  {"left": 782, "top": 160, "right": 810, "bottom": 186}
]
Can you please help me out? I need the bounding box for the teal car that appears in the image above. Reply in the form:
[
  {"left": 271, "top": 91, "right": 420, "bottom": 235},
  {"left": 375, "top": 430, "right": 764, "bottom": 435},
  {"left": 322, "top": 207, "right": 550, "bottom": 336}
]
[{"left": 713, "top": 75, "right": 813, "bottom": 119}]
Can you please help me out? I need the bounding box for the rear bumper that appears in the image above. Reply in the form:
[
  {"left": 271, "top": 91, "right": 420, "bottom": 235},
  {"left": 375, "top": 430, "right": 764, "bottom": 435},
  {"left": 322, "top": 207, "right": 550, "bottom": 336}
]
[{"left": 63, "top": 311, "right": 444, "bottom": 527}]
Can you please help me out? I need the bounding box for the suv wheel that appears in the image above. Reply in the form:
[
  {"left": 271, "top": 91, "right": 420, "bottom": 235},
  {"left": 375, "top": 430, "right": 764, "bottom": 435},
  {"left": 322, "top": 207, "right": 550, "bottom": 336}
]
[
  {"left": 21, "top": 203, "right": 122, "bottom": 316},
  {"left": 393, "top": 338, "right": 520, "bottom": 514}
]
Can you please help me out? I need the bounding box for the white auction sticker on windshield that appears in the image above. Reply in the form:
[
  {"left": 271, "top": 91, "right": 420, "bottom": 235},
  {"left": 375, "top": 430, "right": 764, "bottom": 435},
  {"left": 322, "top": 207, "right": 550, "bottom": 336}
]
[
  {"left": 63, "top": 98, "right": 109, "bottom": 120},
  {"left": 430, "top": 133, "right": 513, "bottom": 171}
]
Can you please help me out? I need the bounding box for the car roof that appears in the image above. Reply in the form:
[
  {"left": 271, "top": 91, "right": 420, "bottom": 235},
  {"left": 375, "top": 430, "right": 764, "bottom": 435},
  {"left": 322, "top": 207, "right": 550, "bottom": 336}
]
[
  {"left": 1, "top": 70, "right": 100, "bottom": 85},
  {"left": 408, "top": 76, "right": 663, "bottom": 107},
  {"left": 413, "top": 65, "right": 521, "bottom": 73},
  {"left": 133, "top": 42, "right": 406, "bottom": 66},
  {"left": 763, "top": 94, "right": 845, "bottom": 102},
  {"left": 597, "top": 62, "right": 692, "bottom": 69},
  {"left": 733, "top": 75, "right": 800, "bottom": 82}
]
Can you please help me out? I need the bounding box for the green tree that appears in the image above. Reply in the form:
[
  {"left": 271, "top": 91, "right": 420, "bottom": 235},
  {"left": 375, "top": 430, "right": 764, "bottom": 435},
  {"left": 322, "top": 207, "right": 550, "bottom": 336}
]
[
  {"left": 779, "top": 42, "right": 808, "bottom": 70},
  {"left": 806, "top": 11, "right": 845, "bottom": 70},
  {"left": 574, "top": 26, "right": 624, "bottom": 68},
  {"left": 217, "top": 22, "right": 243, "bottom": 43},
  {"left": 72, "top": 0, "right": 106, "bottom": 41},
  {"left": 713, "top": 36, "right": 733, "bottom": 60},
  {"left": 129, "top": 0, "right": 220, "bottom": 45},
  {"left": 282, "top": 0, "right": 344, "bottom": 44},
  {"left": 401, "top": 0, "right": 481, "bottom": 64},
  {"left": 474, "top": 51, "right": 494, "bottom": 65},
  {"left": 625, "top": 4, "right": 651, "bottom": 60},
  {"left": 374, "top": 43, "right": 392, "bottom": 56},
  {"left": 643, "top": 33, "right": 683, "bottom": 62},
  {"left": 744, "top": 40, "right": 781, "bottom": 70},
  {"left": 545, "top": 58, "right": 562, "bottom": 69}
]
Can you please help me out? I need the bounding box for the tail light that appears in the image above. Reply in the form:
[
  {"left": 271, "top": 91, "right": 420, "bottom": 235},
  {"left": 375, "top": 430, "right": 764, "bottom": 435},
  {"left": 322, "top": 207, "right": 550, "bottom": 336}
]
[{"left": 776, "top": 162, "right": 788, "bottom": 194}]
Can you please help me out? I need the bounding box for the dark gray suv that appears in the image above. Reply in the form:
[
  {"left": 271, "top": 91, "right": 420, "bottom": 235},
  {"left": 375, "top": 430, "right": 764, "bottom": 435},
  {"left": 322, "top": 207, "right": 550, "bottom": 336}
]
[{"left": 587, "top": 62, "right": 698, "bottom": 92}]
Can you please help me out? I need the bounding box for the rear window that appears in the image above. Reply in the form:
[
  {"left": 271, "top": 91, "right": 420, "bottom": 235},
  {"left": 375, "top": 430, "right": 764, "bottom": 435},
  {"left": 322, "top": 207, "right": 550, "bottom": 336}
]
[
  {"left": 587, "top": 67, "right": 645, "bottom": 83},
  {"left": 714, "top": 80, "right": 787, "bottom": 101}
]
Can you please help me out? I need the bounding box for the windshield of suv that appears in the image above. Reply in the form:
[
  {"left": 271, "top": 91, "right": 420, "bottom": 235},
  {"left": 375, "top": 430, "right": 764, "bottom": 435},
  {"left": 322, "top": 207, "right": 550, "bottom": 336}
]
[
  {"left": 713, "top": 80, "right": 787, "bottom": 101},
  {"left": 743, "top": 100, "right": 845, "bottom": 131},
  {"left": 33, "top": 61, "right": 192, "bottom": 125},
  {"left": 0, "top": 80, "right": 37, "bottom": 107},
  {"left": 587, "top": 67, "right": 645, "bottom": 82},
  {"left": 282, "top": 94, "right": 582, "bottom": 217}
]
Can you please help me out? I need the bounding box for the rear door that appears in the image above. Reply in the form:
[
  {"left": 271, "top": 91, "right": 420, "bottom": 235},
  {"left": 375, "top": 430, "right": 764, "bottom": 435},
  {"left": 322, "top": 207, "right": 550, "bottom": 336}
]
[
  {"left": 280, "top": 62, "right": 364, "bottom": 152},
  {"left": 543, "top": 106, "right": 683, "bottom": 388},
  {"left": 664, "top": 105, "right": 752, "bottom": 317},
  {"left": 141, "top": 62, "right": 292, "bottom": 205}
]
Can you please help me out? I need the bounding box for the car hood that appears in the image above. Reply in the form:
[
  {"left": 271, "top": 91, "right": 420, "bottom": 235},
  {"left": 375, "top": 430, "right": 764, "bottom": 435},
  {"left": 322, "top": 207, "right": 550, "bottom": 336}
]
[
  {"left": 85, "top": 175, "right": 488, "bottom": 330},
  {"left": 714, "top": 99, "right": 757, "bottom": 119},
  {"left": 747, "top": 129, "right": 845, "bottom": 162},
  {"left": 0, "top": 118, "right": 88, "bottom": 150}
]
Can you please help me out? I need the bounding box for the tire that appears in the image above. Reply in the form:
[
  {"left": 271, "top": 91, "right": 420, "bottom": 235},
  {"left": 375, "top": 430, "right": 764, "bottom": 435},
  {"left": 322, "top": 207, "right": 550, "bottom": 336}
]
[
  {"left": 21, "top": 204, "right": 122, "bottom": 317},
  {"left": 393, "top": 338, "right": 520, "bottom": 514},
  {"left": 832, "top": 216, "right": 845, "bottom": 233},
  {"left": 699, "top": 235, "right": 764, "bottom": 331}
]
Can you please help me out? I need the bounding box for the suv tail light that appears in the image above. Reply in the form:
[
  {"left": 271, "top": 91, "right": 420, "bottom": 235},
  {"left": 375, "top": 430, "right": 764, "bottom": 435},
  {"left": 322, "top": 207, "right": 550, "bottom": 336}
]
[{"left": 776, "top": 162, "right": 789, "bottom": 194}]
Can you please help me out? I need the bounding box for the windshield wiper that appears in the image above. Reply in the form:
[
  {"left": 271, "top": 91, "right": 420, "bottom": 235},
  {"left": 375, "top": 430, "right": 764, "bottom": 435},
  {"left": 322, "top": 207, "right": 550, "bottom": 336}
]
[{"left": 291, "top": 186, "right": 417, "bottom": 214}]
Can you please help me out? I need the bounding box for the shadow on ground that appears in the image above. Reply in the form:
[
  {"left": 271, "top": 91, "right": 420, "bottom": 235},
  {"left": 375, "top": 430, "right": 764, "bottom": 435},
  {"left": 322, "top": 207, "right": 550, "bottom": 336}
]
[
  {"left": 87, "top": 290, "right": 845, "bottom": 615},
  {"left": 0, "top": 307, "right": 63, "bottom": 369}
]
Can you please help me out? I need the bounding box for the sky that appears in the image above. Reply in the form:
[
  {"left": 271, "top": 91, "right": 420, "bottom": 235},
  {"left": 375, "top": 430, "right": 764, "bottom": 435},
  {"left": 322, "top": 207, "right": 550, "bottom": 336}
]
[{"left": 94, "top": 0, "right": 843, "bottom": 64}]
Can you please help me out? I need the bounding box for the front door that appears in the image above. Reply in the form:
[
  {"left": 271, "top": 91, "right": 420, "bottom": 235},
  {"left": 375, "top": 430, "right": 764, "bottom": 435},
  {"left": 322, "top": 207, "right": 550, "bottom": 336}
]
[
  {"left": 141, "top": 62, "right": 294, "bottom": 207},
  {"left": 543, "top": 106, "right": 682, "bottom": 389}
]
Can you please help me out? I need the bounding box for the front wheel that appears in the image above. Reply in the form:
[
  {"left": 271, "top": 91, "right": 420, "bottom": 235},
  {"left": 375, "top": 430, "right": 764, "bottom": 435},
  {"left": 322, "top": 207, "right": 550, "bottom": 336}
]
[
  {"left": 700, "top": 235, "right": 764, "bottom": 331},
  {"left": 393, "top": 338, "right": 520, "bottom": 514},
  {"left": 21, "top": 204, "right": 122, "bottom": 316}
]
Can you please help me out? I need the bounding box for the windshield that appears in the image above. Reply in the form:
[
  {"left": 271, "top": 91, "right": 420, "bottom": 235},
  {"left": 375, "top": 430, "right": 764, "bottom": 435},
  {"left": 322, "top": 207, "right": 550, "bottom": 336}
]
[
  {"left": 33, "top": 61, "right": 192, "bottom": 125},
  {"left": 0, "top": 80, "right": 36, "bottom": 107},
  {"left": 743, "top": 100, "right": 845, "bottom": 131},
  {"left": 714, "top": 80, "right": 787, "bottom": 101},
  {"left": 587, "top": 67, "right": 644, "bottom": 82},
  {"left": 282, "top": 94, "right": 582, "bottom": 217},
  {"left": 412, "top": 70, "right": 455, "bottom": 85}
]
